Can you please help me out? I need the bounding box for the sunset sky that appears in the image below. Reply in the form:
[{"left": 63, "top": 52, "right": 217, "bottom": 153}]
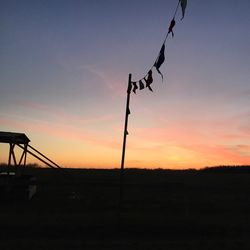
[{"left": 1, "top": 0, "right": 250, "bottom": 169}]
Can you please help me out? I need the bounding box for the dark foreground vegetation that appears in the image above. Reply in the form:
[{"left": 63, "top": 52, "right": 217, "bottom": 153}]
[{"left": 1, "top": 165, "right": 250, "bottom": 250}]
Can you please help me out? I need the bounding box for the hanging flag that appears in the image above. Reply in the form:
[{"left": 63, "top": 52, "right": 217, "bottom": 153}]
[
  {"left": 180, "top": 0, "right": 187, "bottom": 20},
  {"left": 154, "top": 44, "right": 165, "bottom": 81},
  {"left": 132, "top": 82, "right": 138, "bottom": 94},
  {"left": 144, "top": 70, "right": 153, "bottom": 92},
  {"left": 139, "top": 80, "right": 145, "bottom": 90},
  {"left": 168, "top": 18, "right": 176, "bottom": 37}
]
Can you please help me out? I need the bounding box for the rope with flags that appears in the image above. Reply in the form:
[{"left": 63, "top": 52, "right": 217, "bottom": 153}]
[
  {"left": 130, "top": 0, "right": 187, "bottom": 94},
  {"left": 119, "top": 0, "right": 188, "bottom": 209}
]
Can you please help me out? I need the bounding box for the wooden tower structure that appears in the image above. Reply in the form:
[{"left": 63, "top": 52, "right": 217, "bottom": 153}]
[
  {"left": 0, "top": 132, "right": 30, "bottom": 168},
  {"left": 0, "top": 131, "right": 62, "bottom": 169}
]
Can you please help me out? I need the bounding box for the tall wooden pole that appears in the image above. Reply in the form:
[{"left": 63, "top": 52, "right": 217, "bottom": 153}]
[{"left": 120, "top": 73, "right": 132, "bottom": 205}]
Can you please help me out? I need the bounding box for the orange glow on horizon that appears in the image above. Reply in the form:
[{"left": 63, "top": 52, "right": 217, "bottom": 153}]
[{"left": 1, "top": 98, "right": 250, "bottom": 169}]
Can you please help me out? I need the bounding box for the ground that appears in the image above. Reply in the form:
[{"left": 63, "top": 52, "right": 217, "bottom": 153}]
[{"left": 1, "top": 167, "right": 250, "bottom": 250}]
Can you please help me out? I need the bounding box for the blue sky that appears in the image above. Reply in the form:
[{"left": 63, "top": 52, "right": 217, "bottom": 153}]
[{"left": 1, "top": 0, "right": 250, "bottom": 168}]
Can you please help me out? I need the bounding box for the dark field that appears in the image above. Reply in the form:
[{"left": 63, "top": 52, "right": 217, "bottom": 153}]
[{"left": 1, "top": 167, "right": 250, "bottom": 250}]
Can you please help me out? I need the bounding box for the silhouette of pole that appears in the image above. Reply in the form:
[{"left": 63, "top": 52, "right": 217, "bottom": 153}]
[{"left": 119, "top": 73, "right": 132, "bottom": 206}]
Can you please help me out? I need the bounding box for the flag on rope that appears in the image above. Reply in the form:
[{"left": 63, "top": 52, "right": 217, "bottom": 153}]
[
  {"left": 139, "top": 80, "right": 145, "bottom": 90},
  {"left": 154, "top": 44, "right": 165, "bottom": 81},
  {"left": 144, "top": 70, "right": 153, "bottom": 92},
  {"left": 180, "top": 0, "right": 187, "bottom": 20},
  {"left": 132, "top": 82, "right": 138, "bottom": 94},
  {"left": 168, "top": 18, "right": 176, "bottom": 37}
]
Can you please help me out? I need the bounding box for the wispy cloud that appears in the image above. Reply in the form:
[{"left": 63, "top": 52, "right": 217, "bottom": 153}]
[
  {"left": 0, "top": 114, "right": 120, "bottom": 150},
  {"left": 80, "top": 64, "right": 125, "bottom": 97},
  {"left": 15, "top": 100, "right": 115, "bottom": 126}
]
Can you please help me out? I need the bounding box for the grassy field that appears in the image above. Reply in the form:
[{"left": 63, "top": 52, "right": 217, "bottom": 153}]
[{"left": 1, "top": 167, "right": 250, "bottom": 249}]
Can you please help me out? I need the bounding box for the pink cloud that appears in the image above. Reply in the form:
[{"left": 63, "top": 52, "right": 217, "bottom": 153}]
[
  {"left": 128, "top": 112, "right": 250, "bottom": 166},
  {"left": 0, "top": 116, "right": 120, "bottom": 150}
]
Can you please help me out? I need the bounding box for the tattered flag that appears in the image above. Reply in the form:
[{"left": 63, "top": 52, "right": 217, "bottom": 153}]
[
  {"left": 132, "top": 82, "right": 138, "bottom": 94},
  {"left": 154, "top": 44, "right": 165, "bottom": 81},
  {"left": 168, "top": 18, "right": 176, "bottom": 37},
  {"left": 180, "top": 0, "right": 187, "bottom": 20},
  {"left": 144, "top": 70, "right": 153, "bottom": 92},
  {"left": 139, "top": 80, "right": 145, "bottom": 90},
  {"left": 147, "top": 85, "right": 153, "bottom": 92}
]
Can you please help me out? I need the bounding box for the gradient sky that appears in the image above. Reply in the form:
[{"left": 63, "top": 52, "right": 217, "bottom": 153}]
[{"left": 1, "top": 0, "right": 250, "bottom": 169}]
